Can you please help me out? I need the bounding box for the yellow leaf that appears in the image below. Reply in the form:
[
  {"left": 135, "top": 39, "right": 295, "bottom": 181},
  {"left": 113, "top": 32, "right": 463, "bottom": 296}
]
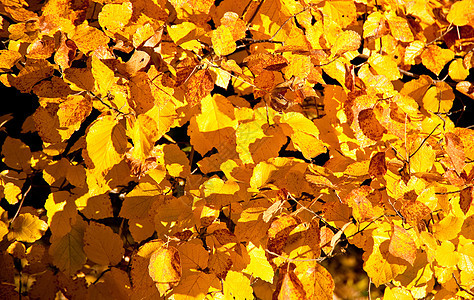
[
  {"left": 447, "top": 0, "right": 474, "bottom": 26},
  {"left": 368, "top": 52, "right": 401, "bottom": 81},
  {"left": 172, "top": 272, "right": 220, "bottom": 300},
  {"left": 433, "top": 214, "right": 463, "bottom": 241},
  {"left": 70, "top": 23, "right": 109, "bottom": 55},
  {"left": 243, "top": 242, "right": 274, "bottom": 283},
  {"left": 448, "top": 58, "right": 470, "bottom": 81},
  {"left": 164, "top": 144, "right": 191, "bottom": 178},
  {"left": 91, "top": 56, "right": 115, "bottom": 97},
  {"left": 49, "top": 219, "right": 87, "bottom": 275},
  {"left": 83, "top": 222, "right": 124, "bottom": 266},
  {"left": 130, "top": 240, "right": 164, "bottom": 299},
  {"left": 8, "top": 213, "right": 48, "bottom": 243},
  {"left": 278, "top": 112, "right": 326, "bottom": 159},
  {"left": 85, "top": 115, "right": 127, "bottom": 174},
  {"left": 212, "top": 26, "right": 236, "bottom": 56},
  {"left": 148, "top": 245, "right": 182, "bottom": 296},
  {"left": 436, "top": 241, "right": 459, "bottom": 267},
  {"left": 133, "top": 23, "right": 156, "bottom": 48},
  {"left": 45, "top": 191, "right": 77, "bottom": 238},
  {"left": 409, "top": 136, "right": 435, "bottom": 173},
  {"left": 120, "top": 181, "right": 160, "bottom": 220},
  {"left": 4, "top": 182, "right": 22, "bottom": 205},
  {"left": 236, "top": 111, "right": 287, "bottom": 164},
  {"left": 383, "top": 286, "right": 414, "bottom": 300},
  {"left": 321, "top": 0, "right": 356, "bottom": 29},
  {"left": 220, "top": 11, "right": 246, "bottom": 40},
  {"left": 385, "top": 11, "right": 414, "bottom": 42},
  {"left": 404, "top": 41, "right": 425, "bottom": 65},
  {"left": 9, "top": 59, "right": 54, "bottom": 93},
  {"left": 363, "top": 241, "right": 407, "bottom": 286},
  {"left": 98, "top": 2, "right": 133, "bottom": 34},
  {"left": 294, "top": 260, "right": 335, "bottom": 300},
  {"left": 223, "top": 271, "right": 253, "bottom": 300},
  {"left": 0, "top": 49, "right": 22, "bottom": 70},
  {"left": 331, "top": 30, "right": 361, "bottom": 57},
  {"left": 128, "top": 114, "right": 159, "bottom": 160},
  {"left": 363, "top": 11, "right": 389, "bottom": 39},
  {"left": 389, "top": 225, "right": 417, "bottom": 266}
]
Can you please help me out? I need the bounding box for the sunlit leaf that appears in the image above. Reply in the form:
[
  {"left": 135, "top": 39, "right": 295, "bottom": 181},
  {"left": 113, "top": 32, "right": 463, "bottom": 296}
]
[
  {"left": 148, "top": 246, "right": 182, "bottom": 296},
  {"left": 8, "top": 213, "right": 48, "bottom": 243},
  {"left": 85, "top": 115, "right": 128, "bottom": 174}
]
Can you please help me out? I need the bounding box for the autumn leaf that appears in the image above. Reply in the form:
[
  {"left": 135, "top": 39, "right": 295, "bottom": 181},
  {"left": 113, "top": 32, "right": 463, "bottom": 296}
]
[
  {"left": 85, "top": 115, "right": 128, "bottom": 174},
  {"left": 8, "top": 213, "right": 48, "bottom": 243},
  {"left": 148, "top": 246, "right": 182, "bottom": 295},
  {"left": 83, "top": 221, "right": 124, "bottom": 266}
]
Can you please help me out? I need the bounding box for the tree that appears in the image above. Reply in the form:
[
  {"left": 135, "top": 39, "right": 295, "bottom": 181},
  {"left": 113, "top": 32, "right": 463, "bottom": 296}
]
[{"left": 1, "top": 0, "right": 474, "bottom": 298}]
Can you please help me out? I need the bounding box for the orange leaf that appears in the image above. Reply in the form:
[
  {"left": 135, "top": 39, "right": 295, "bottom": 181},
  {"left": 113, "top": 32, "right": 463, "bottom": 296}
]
[
  {"left": 400, "top": 200, "right": 431, "bottom": 230},
  {"left": 389, "top": 225, "right": 417, "bottom": 265},
  {"left": 274, "top": 263, "right": 306, "bottom": 300},
  {"left": 358, "top": 108, "right": 387, "bottom": 141},
  {"left": 456, "top": 81, "right": 474, "bottom": 100},
  {"left": 445, "top": 132, "right": 466, "bottom": 175},
  {"left": 459, "top": 187, "right": 473, "bottom": 215},
  {"left": 420, "top": 45, "right": 455, "bottom": 76}
]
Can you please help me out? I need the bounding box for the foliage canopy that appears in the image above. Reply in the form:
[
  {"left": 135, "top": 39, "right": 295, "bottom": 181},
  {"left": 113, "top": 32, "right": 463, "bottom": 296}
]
[{"left": 1, "top": 0, "right": 474, "bottom": 299}]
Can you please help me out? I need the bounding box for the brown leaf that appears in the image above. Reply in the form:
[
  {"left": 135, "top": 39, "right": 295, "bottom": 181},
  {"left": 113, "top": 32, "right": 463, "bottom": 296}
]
[
  {"left": 460, "top": 186, "right": 473, "bottom": 215},
  {"left": 185, "top": 69, "right": 214, "bottom": 106},
  {"left": 400, "top": 200, "right": 431, "bottom": 231},
  {"left": 358, "top": 108, "right": 387, "bottom": 141},
  {"left": 369, "top": 151, "right": 387, "bottom": 177},
  {"left": 243, "top": 53, "right": 288, "bottom": 75}
]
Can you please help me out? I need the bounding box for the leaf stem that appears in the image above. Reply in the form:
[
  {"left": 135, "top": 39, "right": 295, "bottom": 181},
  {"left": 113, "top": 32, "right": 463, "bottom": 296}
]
[
  {"left": 408, "top": 124, "right": 440, "bottom": 159},
  {"left": 9, "top": 183, "right": 32, "bottom": 225}
]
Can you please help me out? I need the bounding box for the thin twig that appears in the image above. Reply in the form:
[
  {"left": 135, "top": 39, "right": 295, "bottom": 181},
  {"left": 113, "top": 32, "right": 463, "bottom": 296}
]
[
  {"left": 10, "top": 184, "right": 32, "bottom": 225},
  {"left": 408, "top": 124, "right": 440, "bottom": 159},
  {"left": 265, "top": 249, "right": 325, "bottom": 262},
  {"left": 452, "top": 273, "right": 474, "bottom": 297}
]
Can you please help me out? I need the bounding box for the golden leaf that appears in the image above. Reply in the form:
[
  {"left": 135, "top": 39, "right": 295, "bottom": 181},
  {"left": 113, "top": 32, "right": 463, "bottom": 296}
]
[
  {"left": 85, "top": 115, "right": 127, "bottom": 174},
  {"left": 223, "top": 271, "right": 253, "bottom": 300},
  {"left": 70, "top": 24, "right": 109, "bottom": 55},
  {"left": 243, "top": 242, "right": 274, "bottom": 282},
  {"left": 446, "top": 0, "right": 474, "bottom": 26},
  {"left": 8, "top": 213, "right": 48, "bottom": 243},
  {"left": 98, "top": 2, "right": 133, "bottom": 34},
  {"left": 212, "top": 26, "right": 236, "bottom": 57},
  {"left": 389, "top": 225, "right": 417, "bottom": 266},
  {"left": 148, "top": 246, "right": 182, "bottom": 296}
]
